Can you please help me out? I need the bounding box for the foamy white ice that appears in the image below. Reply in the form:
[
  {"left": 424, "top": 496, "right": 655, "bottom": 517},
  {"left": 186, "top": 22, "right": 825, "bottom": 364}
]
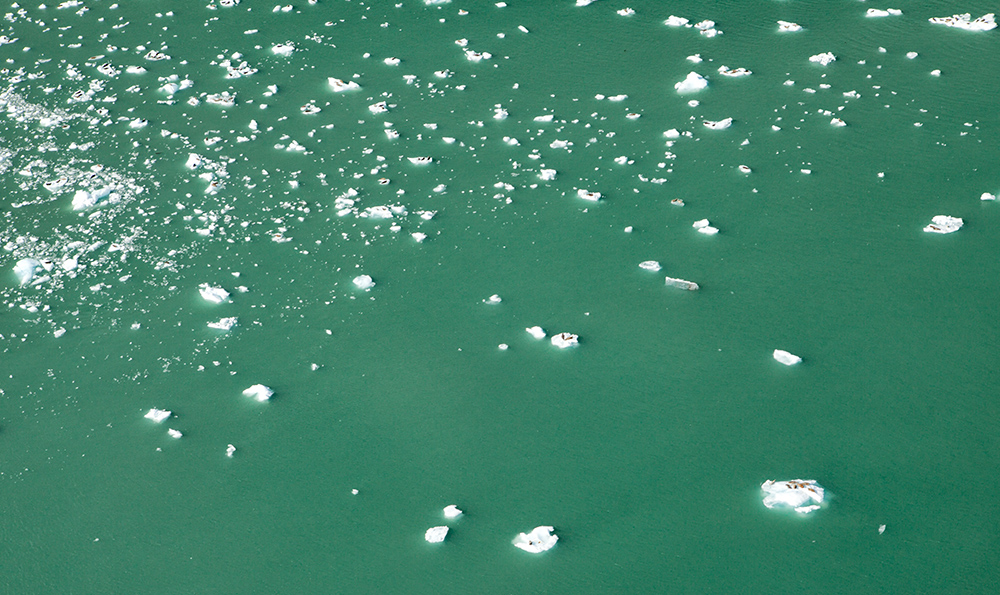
[
  {"left": 702, "top": 118, "right": 732, "bottom": 130},
  {"left": 923, "top": 215, "right": 963, "bottom": 233},
  {"left": 199, "top": 283, "right": 231, "bottom": 303},
  {"left": 353, "top": 274, "right": 375, "bottom": 290},
  {"left": 761, "top": 479, "right": 825, "bottom": 513},
  {"left": 577, "top": 189, "right": 601, "bottom": 201},
  {"left": 513, "top": 526, "right": 558, "bottom": 553},
  {"left": 526, "top": 326, "right": 546, "bottom": 339},
  {"left": 145, "top": 408, "right": 171, "bottom": 423},
  {"left": 551, "top": 332, "right": 579, "bottom": 348},
  {"left": 208, "top": 317, "right": 238, "bottom": 330},
  {"left": 328, "top": 77, "right": 360, "bottom": 92},
  {"left": 809, "top": 53, "right": 837, "bottom": 66},
  {"left": 665, "top": 276, "right": 699, "bottom": 290},
  {"left": 242, "top": 384, "right": 274, "bottom": 402},
  {"left": 443, "top": 505, "right": 463, "bottom": 518},
  {"left": 639, "top": 260, "right": 661, "bottom": 271},
  {"left": 675, "top": 72, "right": 707, "bottom": 93},
  {"left": 928, "top": 13, "right": 997, "bottom": 31}
]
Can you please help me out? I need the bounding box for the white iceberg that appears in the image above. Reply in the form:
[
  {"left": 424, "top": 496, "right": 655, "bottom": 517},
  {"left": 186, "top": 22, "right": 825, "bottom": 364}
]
[
  {"left": 526, "top": 326, "right": 546, "bottom": 339},
  {"left": 226, "top": 444, "right": 237, "bottom": 457},
  {"left": 773, "top": 349, "right": 802, "bottom": 365},
  {"left": 923, "top": 215, "right": 963, "bottom": 234},
  {"left": 425, "top": 526, "right": 449, "bottom": 543},
  {"left": 167, "top": 428, "right": 183, "bottom": 439},
  {"left": 72, "top": 187, "right": 112, "bottom": 210},
  {"left": 777, "top": 20, "right": 802, "bottom": 32},
  {"left": 271, "top": 43, "right": 295, "bottom": 56},
  {"left": 981, "top": 192, "right": 996, "bottom": 201},
  {"left": 577, "top": 189, "right": 601, "bottom": 201},
  {"left": 717, "top": 66, "right": 751, "bottom": 77},
  {"left": 484, "top": 294, "right": 502, "bottom": 304},
  {"left": 693, "top": 219, "right": 719, "bottom": 235},
  {"left": 242, "top": 384, "right": 274, "bottom": 402},
  {"left": 664, "top": 15, "right": 689, "bottom": 27},
  {"left": 831, "top": 118, "right": 847, "bottom": 127},
  {"left": 675, "top": 72, "right": 707, "bottom": 93},
  {"left": 702, "top": 118, "right": 732, "bottom": 130},
  {"left": 443, "top": 505, "right": 463, "bottom": 519},
  {"left": 639, "top": 260, "right": 662, "bottom": 271},
  {"left": 353, "top": 274, "right": 375, "bottom": 290},
  {"left": 513, "top": 526, "right": 558, "bottom": 553},
  {"left": 145, "top": 408, "right": 171, "bottom": 423},
  {"left": 809, "top": 52, "right": 837, "bottom": 66},
  {"left": 929, "top": 13, "right": 997, "bottom": 31},
  {"left": 761, "top": 479, "right": 825, "bottom": 513},
  {"left": 208, "top": 317, "right": 238, "bottom": 331},
  {"left": 408, "top": 157, "right": 433, "bottom": 165},
  {"left": 866, "top": 9, "right": 902, "bottom": 18},
  {"left": 551, "top": 332, "right": 579, "bottom": 348},
  {"left": 539, "top": 169, "right": 557, "bottom": 181},
  {"left": 328, "top": 77, "right": 360, "bottom": 92},
  {"left": 665, "top": 276, "right": 699, "bottom": 290},
  {"left": 199, "top": 283, "right": 231, "bottom": 304},
  {"left": 13, "top": 258, "right": 40, "bottom": 286}
]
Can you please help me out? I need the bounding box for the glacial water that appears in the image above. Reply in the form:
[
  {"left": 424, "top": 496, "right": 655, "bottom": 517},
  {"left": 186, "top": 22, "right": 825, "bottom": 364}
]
[{"left": 2, "top": 1, "right": 999, "bottom": 593}]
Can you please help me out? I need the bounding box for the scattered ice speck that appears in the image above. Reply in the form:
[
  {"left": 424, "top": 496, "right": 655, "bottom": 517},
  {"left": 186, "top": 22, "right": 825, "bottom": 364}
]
[
  {"left": 145, "top": 408, "right": 171, "bottom": 423},
  {"left": 665, "top": 276, "right": 699, "bottom": 290},
  {"left": 167, "top": 428, "right": 183, "bottom": 439},
  {"left": 513, "top": 526, "right": 558, "bottom": 553},
  {"left": 208, "top": 317, "right": 238, "bottom": 331},
  {"left": 226, "top": 444, "right": 237, "bottom": 457},
  {"left": 425, "top": 526, "right": 449, "bottom": 543},
  {"left": 761, "top": 479, "right": 825, "bottom": 513},
  {"left": 831, "top": 118, "right": 847, "bottom": 127},
  {"left": 928, "top": 13, "right": 997, "bottom": 31},
  {"left": 639, "top": 261, "right": 661, "bottom": 271},
  {"left": 777, "top": 20, "right": 802, "bottom": 32},
  {"left": 551, "top": 332, "right": 579, "bottom": 348},
  {"left": 879, "top": 524, "right": 887, "bottom": 534},
  {"left": 981, "top": 192, "right": 996, "bottom": 201},
  {"left": 675, "top": 72, "right": 708, "bottom": 93},
  {"left": 199, "top": 283, "right": 231, "bottom": 304},
  {"left": 443, "top": 505, "right": 463, "bottom": 518},
  {"left": 773, "top": 349, "right": 802, "bottom": 366},
  {"left": 242, "top": 384, "right": 274, "bottom": 402},
  {"left": 809, "top": 52, "right": 837, "bottom": 66},
  {"left": 353, "top": 274, "right": 375, "bottom": 290},
  {"left": 328, "top": 77, "right": 360, "bottom": 92},
  {"left": 703, "top": 118, "right": 732, "bottom": 130},
  {"left": 526, "top": 326, "right": 546, "bottom": 339},
  {"left": 484, "top": 294, "right": 502, "bottom": 304},
  {"left": 923, "top": 215, "right": 963, "bottom": 234}
]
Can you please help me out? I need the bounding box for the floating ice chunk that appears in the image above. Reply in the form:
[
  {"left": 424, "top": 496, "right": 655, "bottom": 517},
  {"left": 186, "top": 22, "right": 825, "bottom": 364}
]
[
  {"left": 906, "top": 51, "right": 918, "bottom": 59},
  {"left": 206, "top": 92, "right": 236, "bottom": 107},
  {"left": 328, "top": 77, "right": 360, "bottom": 92},
  {"left": 526, "top": 326, "right": 546, "bottom": 339},
  {"left": 384, "top": 57, "right": 400, "bottom": 66},
  {"left": 551, "top": 333, "right": 579, "bottom": 348},
  {"left": 693, "top": 219, "right": 719, "bottom": 235},
  {"left": 773, "top": 349, "right": 802, "bottom": 365},
  {"left": 353, "top": 274, "right": 375, "bottom": 290},
  {"left": 168, "top": 428, "right": 183, "bottom": 439},
  {"left": 494, "top": 107, "right": 508, "bottom": 120},
  {"left": 607, "top": 94, "right": 628, "bottom": 101},
  {"left": 199, "top": 283, "right": 231, "bottom": 304},
  {"left": 145, "top": 408, "right": 171, "bottom": 423},
  {"left": 626, "top": 113, "right": 641, "bottom": 120},
  {"left": 425, "top": 526, "right": 449, "bottom": 543},
  {"left": 981, "top": 192, "right": 996, "bottom": 201},
  {"left": 411, "top": 232, "right": 427, "bottom": 242},
  {"left": 13, "top": 258, "right": 40, "bottom": 286},
  {"left": 809, "top": 52, "right": 837, "bottom": 66},
  {"left": 930, "top": 69, "right": 942, "bottom": 76},
  {"left": 577, "top": 189, "right": 601, "bottom": 201},
  {"left": 777, "top": 20, "right": 802, "bottom": 32},
  {"left": 443, "top": 505, "right": 463, "bottom": 519},
  {"left": 879, "top": 524, "right": 887, "bottom": 534},
  {"left": 664, "top": 128, "right": 681, "bottom": 139},
  {"left": 484, "top": 294, "right": 502, "bottom": 304},
  {"left": 675, "top": 72, "right": 707, "bottom": 93},
  {"left": 513, "top": 526, "right": 558, "bottom": 553},
  {"left": 671, "top": 198, "right": 685, "bottom": 206},
  {"left": 271, "top": 43, "right": 295, "bottom": 56},
  {"left": 664, "top": 15, "right": 689, "bottom": 26},
  {"left": 226, "top": 444, "right": 237, "bottom": 457},
  {"left": 364, "top": 205, "right": 395, "bottom": 219},
  {"left": 717, "top": 66, "right": 751, "bottom": 77},
  {"left": 464, "top": 50, "right": 492, "bottom": 62},
  {"left": 539, "top": 169, "right": 557, "bottom": 181},
  {"left": 72, "top": 187, "right": 112, "bottom": 210},
  {"left": 408, "top": 157, "right": 433, "bottom": 165},
  {"left": 866, "top": 9, "right": 902, "bottom": 18},
  {"left": 929, "top": 13, "right": 997, "bottom": 31},
  {"left": 831, "top": 118, "right": 847, "bottom": 127},
  {"left": 550, "top": 139, "right": 571, "bottom": 149},
  {"left": 761, "top": 479, "right": 825, "bottom": 513},
  {"left": 369, "top": 101, "right": 389, "bottom": 114},
  {"left": 923, "top": 215, "right": 964, "bottom": 234},
  {"left": 208, "top": 317, "right": 238, "bottom": 331},
  {"left": 639, "top": 260, "right": 661, "bottom": 271},
  {"left": 185, "top": 153, "right": 203, "bottom": 169},
  {"left": 703, "top": 118, "right": 732, "bottom": 130},
  {"left": 738, "top": 165, "right": 752, "bottom": 173},
  {"left": 301, "top": 103, "right": 321, "bottom": 115},
  {"left": 242, "top": 384, "right": 274, "bottom": 402},
  {"left": 687, "top": 54, "right": 703, "bottom": 63},
  {"left": 144, "top": 50, "right": 170, "bottom": 61},
  {"left": 617, "top": 8, "right": 635, "bottom": 16},
  {"left": 665, "top": 276, "right": 699, "bottom": 290},
  {"left": 534, "top": 114, "right": 555, "bottom": 122}
]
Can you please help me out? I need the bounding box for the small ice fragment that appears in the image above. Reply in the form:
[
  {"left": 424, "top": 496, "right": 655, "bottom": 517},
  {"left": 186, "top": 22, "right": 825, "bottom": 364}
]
[
  {"left": 664, "top": 15, "right": 689, "bottom": 27},
  {"left": 199, "top": 283, "right": 231, "bottom": 303},
  {"left": 408, "top": 157, "right": 433, "bottom": 165},
  {"left": 866, "top": 9, "right": 898, "bottom": 18},
  {"left": 412, "top": 232, "right": 427, "bottom": 242},
  {"left": 687, "top": 54, "right": 702, "bottom": 63},
  {"left": 738, "top": 165, "right": 752, "bottom": 173},
  {"left": 703, "top": 118, "right": 732, "bottom": 130},
  {"left": 923, "top": 215, "right": 963, "bottom": 234},
  {"left": 54, "top": 328, "right": 67, "bottom": 338},
  {"left": 512, "top": 526, "right": 558, "bottom": 553},
  {"left": 671, "top": 198, "right": 685, "bottom": 206},
  {"left": 526, "top": 326, "right": 546, "bottom": 339},
  {"left": 484, "top": 294, "right": 502, "bottom": 304},
  {"left": 664, "top": 129, "right": 681, "bottom": 139},
  {"left": 208, "top": 317, "right": 238, "bottom": 331},
  {"left": 551, "top": 333, "right": 579, "bottom": 348},
  {"left": 145, "top": 408, "right": 171, "bottom": 423},
  {"left": 353, "top": 274, "right": 375, "bottom": 290},
  {"left": 519, "top": 25, "right": 529, "bottom": 33},
  {"left": 369, "top": 101, "right": 389, "bottom": 114},
  {"left": 617, "top": 8, "right": 634, "bottom": 16},
  {"left": 777, "top": 20, "right": 802, "bottom": 32},
  {"left": 443, "top": 505, "right": 463, "bottom": 519},
  {"left": 930, "top": 69, "right": 942, "bottom": 76},
  {"left": 538, "top": 169, "right": 557, "bottom": 181},
  {"left": 879, "top": 524, "right": 887, "bottom": 534},
  {"left": 226, "top": 444, "right": 237, "bottom": 457},
  {"left": 665, "top": 276, "right": 699, "bottom": 290},
  {"left": 773, "top": 349, "right": 802, "bottom": 365},
  {"left": 675, "top": 72, "right": 707, "bottom": 93},
  {"left": 425, "top": 526, "right": 449, "bottom": 543},
  {"left": 761, "top": 479, "right": 825, "bottom": 513},
  {"left": 384, "top": 57, "right": 400, "bottom": 66},
  {"left": 72, "top": 187, "right": 112, "bottom": 210},
  {"left": 639, "top": 260, "right": 661, "bottom": 271},
  {"left": 981, "top": 192, "right": 996, "bottom": 201},
  {"left": 167, "top": 428, "right": 183, "bottom": 439},
  {"left": 693, "top": 219, "right": 718, "bottom": 235},
  {"left": 717, "top": 66, "right": 751, "bottom": 77},
  {"left": 906, "top": 51, "right": 918, "bottom": 59},
  {"left": 328, "top": 77, "right": 360, "bottom": 92},
  {"left": 577, "top": 189, "right": 601, "bottom": 201},
  {"left": 271, "top": 43, "right": 295, "bottom": 56},
  {"left": 13, "top": 258, "right": 40, "bottom": 286},
  {"left": 242, "top": 384, "right": 274, "bottom": 402},
  {"left": 809, "top": 52, "right": 837, "bottom": 66},
  {"left": 534, "top": 114, "right": 555, "bottom": 122},
  {"left": 831, "top": 118, "right": 847, "bottom": 127}
]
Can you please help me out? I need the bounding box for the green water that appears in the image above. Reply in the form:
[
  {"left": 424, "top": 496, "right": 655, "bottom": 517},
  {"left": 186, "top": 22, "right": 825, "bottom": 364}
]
[{"left": 2, "top": 1, "right": 999, "bottom": 593}]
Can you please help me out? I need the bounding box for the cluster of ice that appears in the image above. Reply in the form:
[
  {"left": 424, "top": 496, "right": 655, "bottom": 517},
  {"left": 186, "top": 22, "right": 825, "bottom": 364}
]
[
  {"left": 242, "top": 384, "right": 274, "bottom": 402},
  {"left": 675, "top": 72, "right": 708, "bottom": 94},
  {"left": 512, "top": 526, "right": 558, "bottom": 553},
  {"left": 551, "top": 332, "right": 579, "bottom": 348},
  {"left": 809, "top": 53, "right": 837, "bottom": 66},
  {"left": 13, "top": 258, "right": 40, "bottom": 286},
  {"left": 693, "top": 219, "right": 719, "bottom": 235},
  {"left": 773, "top": 349, "right": 802, "bottom": 366},
  {"left": 72, "top": 187, "right": 114, "bottom": 210},
  {"left": 928, "top": 13, "right": 997, "bottom": 31},
  {"left": 923, "top": 215, "right": 964, "bottom": 234},
  {"left": 425, "top": 505, "right": 464, "bottom": 543},
  {"left": 761, "top": 479, "right": 825, "bottom": 514}
]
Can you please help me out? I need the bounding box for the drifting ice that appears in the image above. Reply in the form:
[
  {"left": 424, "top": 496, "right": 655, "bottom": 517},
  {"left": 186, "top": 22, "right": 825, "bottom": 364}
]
[
  {"left": 551, "top": 333, "right": 579, "bottom": 348},
  {"left": 13, "top": 258, "right": 40, "bottom": 286},
  {"left": 72, "top": 187, "right": 112, "bottom": 210},
  {"left": 526, "top": 326, "right": 546, "bottom": 339},
  {"left": 577, "top": 189, "right": 601, "bottom": 201},
  {"left": 208, "top": 317, "right": 238, "bottom": 330},
  {"left": 443, "top": 505, "right": 463, "bottom": 518},
  {"left": 665, "top": 277, "right": 699, "bottom": 290},
  {"left": 773, "top": 349, "right": 802, "bottom": 365},
  {"left": 425, "top": 526, "right": 449, "bottom": 543},
  {"left": 145, "top": 408, "right": 171, "bottom": 423},
  {"left": 353, "top": 274, "right": 375, "bottom": 290},
  {"left": 639, "top": 260, "right": 661, "bottom": 271},
  {"left": 923, "top": 215, "right": 963, "bottom": 234},
  {"left": 513, "top": 526, "right": 558, "bottom": 553},
  {"left": 703, "top": 118, "right": 732, "bottom": 130},
  {"left": 761, "top": 479, "right": 825, "bottom": 513},
  {"left": 809, "top": 52, "right": 837, "bottom": 66},
  {"left": 928, "top": 13, "right": 997, "bottom": 31},
  {"left": 777, "top": 20, "right": 802, "bottom": 32},
  {"left": 199, "top": 283, "right": 231, "bottom": 303},
  {"left": 328, "top": 77, "right": 360, "bottom": 92},
  {"left": 675, "top": 72, "right": 708, "bottom": 93},
  {"left": 242, "top": 384, "right": 274, "bottom": 402},
  {"left": 693, "top": 219, "right": 719, "bottom": 235}
]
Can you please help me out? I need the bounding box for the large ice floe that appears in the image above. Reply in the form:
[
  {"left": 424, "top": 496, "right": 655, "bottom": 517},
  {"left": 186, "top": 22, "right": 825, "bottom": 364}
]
[
  {"left": 761, "top": 479, "right": 825, "bottom": 514},
  {"left": 928, "top": 13, "right": 997, "bottom": 31},
  {"left": 328, "top": 77, "right": 360, "bottom": 92},
  {"left": 777, "top": 20, "right": 802, "bottom": 32},
  {"left": 809, "top": 53, "right": 837, "bottom": 66},
  {"left": 551, "top": 332, "right": 579, "bottom": 348},
  {"left": 513, "top": 526, "right": 558, "bottom": 553},
  {"left": 665, "top": 276, "right": 699, "bottom": 291},
  {"left": 773, "top": 349, "right": 802, "bottom": 366},
  {"left": 675, "top": 72, "right": 708, "bottom": 93},
  {"left": 923, "top": 215, "right": 964, "bottom": 234},
  {"left": 199, "top": 283, "right": 231, "bottom": 304},
  {"left": 145, "top": 408, "right": 171, "bottom": 423},
  {"left": 866, "top": 9, "right": 902, "bottom": 18},
  {"left": 425, "top": 526, "right": 449, "bottom": 543},
  {"left": 242, "top": 384, "right": 274, "bottom": 402}
]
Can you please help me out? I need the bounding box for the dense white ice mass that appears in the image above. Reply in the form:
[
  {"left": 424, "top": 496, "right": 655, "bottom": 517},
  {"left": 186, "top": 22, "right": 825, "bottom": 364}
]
[
  {"left": 425, "top": 526, "right": 449, "bottom": 543},
  {"left": 513, "top": 526, "right": 558, "bottom": 553},
  {"left": 809, "top": 52, "right": 837, "bottom": 66},
  {"left": 526, "top": 326, "right": 546, "bottom": 339},
  {"left": 929, "top": 13, "right": 997, "bottom": 31},
  {"left": 639, "top": 260, "right": 661, "bottom": 271},
  {"left": 773, "top": 349, "right": 802, "bottom": 365},
  {"left": 923, "top": 215, "right": 964, "bottom": 234},
  {"left": 777, "top": 20, "right": 802, "bottom": 32},
  {"left": 242, "top": 384, "right": 274, "bottom": 402},
  {"left": 13, "top": 258, "right": 40, "bottom": 286},
  {"left": 145, "top": 408, "right": 171, "bottom": 423},
  {"left": 761, "top": 479, "right": 825, "bottom": 513},
  {"left": 328, "top": 77, "right": 360, "bottom": 92},
  {"left": 353, "top": 274, "right": 375, "bottom": 289},
  {"left": 199, "top": 283, "right": 231, "bottom": 304},
  {"left": 443, "top": 505, "right": 463, "bottom": 519},
  {"left": 208, "top": 317, "right": 238, "bottom": 331},
  {"left": 674, "top": 72, "right": 708, "bottom": 93},
  {"left": 665, "top": 277, "right": 699, "bottom": 290},
  {"left": 551, "top": 332, "right": 579, "bottom": 348},
  {"left": 702, "top": 118, "right": 732, "bottom": 130}
]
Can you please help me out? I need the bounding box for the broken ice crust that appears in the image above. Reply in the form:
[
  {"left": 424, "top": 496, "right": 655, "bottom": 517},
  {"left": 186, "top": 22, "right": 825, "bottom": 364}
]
[
  {"left": 761, "top": 479, "right": 825, "bottom": 514},
  {"left": 513, "top": 526, "right": 558, "bottom": 553}
]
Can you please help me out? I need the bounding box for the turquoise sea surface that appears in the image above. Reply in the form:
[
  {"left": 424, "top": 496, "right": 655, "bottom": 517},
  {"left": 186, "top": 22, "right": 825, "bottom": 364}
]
[{"left": 2, "top": 1, "right": 999, "bottom": 593}]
